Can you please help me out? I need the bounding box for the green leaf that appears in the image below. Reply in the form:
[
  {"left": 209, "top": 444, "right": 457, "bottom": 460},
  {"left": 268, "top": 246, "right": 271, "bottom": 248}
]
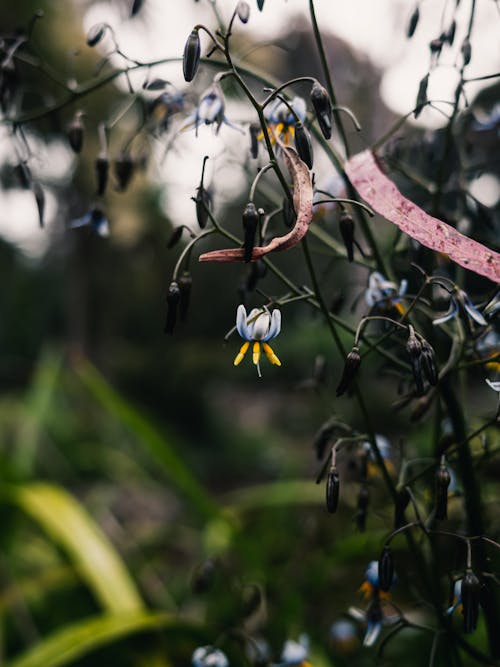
[
  {"left": 7, "top": 612, "right": 174, "bottom": 667},
  {"left": 7, "top": 483, "right": 144, "bottom": 613},
  {"left": 74, "top": 359, "right": 219, "bottom": 519}
]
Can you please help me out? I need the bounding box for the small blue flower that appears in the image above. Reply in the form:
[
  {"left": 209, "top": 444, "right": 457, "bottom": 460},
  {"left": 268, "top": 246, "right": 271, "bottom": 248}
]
[
  {"left": 359, "top": 559, "right": 396, "bottom": 600},
  {"left": 447, "top": 579, "right": 463, "bottom": 616},
  {"left": 181, "top": 82, "right": 242, "bottom": 135},
  {"left": 192, "top": 646, "right": 229, "bottom": 667},
  {"left": 149, "top": 91, "right": 185, "bottom": 132},
  {"left": 433, "top": 289, "right": 487, "bottom": 328},
  {"left": 363, "top": 600, "right": 383, "bottom": 647},
  {"left": 70, "top": 207, "right": 109, "bottom": 237},
  {"left": 365, "top": 272, "right": 407, "bottom": 315},
  {"left": 329, "top": 619, "right": 359, "bottom": 654},
  {"left": 278, "top": 634, "right": 311, "bottom": 666},
  {"left": 234, "top": 304, "right": 282, "bottom": 376},
  {"left": 262, "top": 96, "right": 307, "bottom": 145}
]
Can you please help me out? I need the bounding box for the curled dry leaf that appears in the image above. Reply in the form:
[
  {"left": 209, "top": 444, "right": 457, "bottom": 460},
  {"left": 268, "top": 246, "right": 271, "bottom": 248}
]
[
  {"left": 345, "top": 150, "right": 500, "bottom": 284},
  {"left": 198, "top": 140, "right": 313, "bottom": 262}
]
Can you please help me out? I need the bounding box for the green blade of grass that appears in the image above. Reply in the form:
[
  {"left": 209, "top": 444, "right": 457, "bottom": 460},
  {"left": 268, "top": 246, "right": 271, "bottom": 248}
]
[
  {"left": 7, "top": 483, "right": 144, "bottom": 614},
  {"left": 7, "top": 612, "right": 174, "bottom": 667},
  {"left": 74, "top": 358, "right": 219, "bottom": 520}
]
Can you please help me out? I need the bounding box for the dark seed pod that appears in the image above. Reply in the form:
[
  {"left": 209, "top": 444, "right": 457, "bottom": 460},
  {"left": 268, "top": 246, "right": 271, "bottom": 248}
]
[
  {"left": 32, "top": 183, "right": 45, "bottom": 228},
  {"left": 378, "top": 546, "right": 394, "bottom": 592},
  {"left": 339, "top": 212, "right": 355, "bottom": 262},
  {"left": 14, "top": 162, "right": 32, "bottom": 189},
  {"left": 114, "top": 152, "right": 135, "bottom": 191},
  {"left": 326, "top": 468, "right": 340, "bottom": 513},
  {"left": 406, "top": 6, "right": 420, "bottom": 38},
  {"left": 282, "top": 195, "right": 296, "bottom": 228},
  {"left": 165, "top": 281, "right": 181, "bottom": 334},
  {"left": 394, "top": 487, "right": 411, "bottom": 528},
  {"left": 421, "top": 339, "right": 438, "bottom": 386},
  {"left": 178, "top": 272, "right": 192, "bottom": 322},
  {"left": 131, "top": 0, "right": 144, "bottom": 17},
  {"left": 336, "top": 346, "right": 361, "bottom": 397},
  {"left": 294, "top": 122, "right": 313, "bottom": 169},
  {"left": 242, "top": 201, "right": 259, "bottom": 263},
  {"left": 257, "top": 0, "right": 265, "bottom": 10},
  {"left": 95, "top": 153, "right": 109, "bottom": 196},
  {"left": 249, "top": 123, "right": 260, "bottom": 159},
  {"left": 310, "top": 81, "right": 332, "bottom": 140},
  {"left": 67, "top": 114, "right": 84, "bottom": 153},
  {"left": 236, "top": 1, "right": 250, "bottom": 23},
  {"left": 167, "top": 226, "right": 184, "bottom": 249},
  {"left": 461, "top": 570, "right": 480, "bottom": 633},
  {"left": 414, "top": 73, "right": 429, "bottom": 118},
  {"left": 435, "top": 462, "right": 451, "bottom": 520},
  {"left": 183, "top": 29, "right": 201, "bottom": 83},
  {"left": 195, "top": 187, "right": 211, "bottom": 229},
  {"left": 446, "top": 20, "right": 456, "bottom": 45},
  {"left": 406, "top": 329, "right": 424, "bottom": 396},
  {"left": 461, "top": 37, "right": 471, "bottom": 65},
  {"left": 86, "top": 23, "right": 106, "bottom": 47}
]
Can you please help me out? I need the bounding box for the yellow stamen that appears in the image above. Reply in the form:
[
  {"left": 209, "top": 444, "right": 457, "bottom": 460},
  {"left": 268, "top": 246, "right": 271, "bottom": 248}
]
[
  {"left": 234, "top": 341, "right": 250, "bottom": 366},
  {"left": 395, "top": 300, "right": 406, "bottom": 316},
  {"left": 263, "top": 342, "right": 281, "bottom": 366},
  {"left": 359, "top": 581, "right": 374, "bottom": 599},
  {"left": 253, "top": 341, "right": 261, "bottom": 365}
]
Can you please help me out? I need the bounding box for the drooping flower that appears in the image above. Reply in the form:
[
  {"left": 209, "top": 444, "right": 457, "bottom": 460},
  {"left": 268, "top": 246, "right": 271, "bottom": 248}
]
[
  {"left": 365, "top": 272, "right": 407, "bottom": 316},
  {"left": 181, "top": 82, "right": 242, "bottom": 135},
  {"left": 262, "top": 96, "right": 307, "bottom": 145},
  {"left": 359, "top": 560, "right": 396, "bottom": 601},
  {"left": 329, "top": 619, "right": 359, "bottom": 654},
  {"left": 279, "top": 634, "right": 311, "bottom": 666},
  {"left": 433, "top": 289, "right": 487, "bottom": 329},
  {"left": 234, "top": 304, "right": 281, "bottom": 377},
  {"left": 192, "top": 646, "right": 228, "bottom": 667}
]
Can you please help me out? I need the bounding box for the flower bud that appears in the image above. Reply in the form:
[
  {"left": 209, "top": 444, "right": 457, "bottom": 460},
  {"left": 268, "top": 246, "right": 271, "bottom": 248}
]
[
  {"left": 326, "top": 468, "right": 340, "bottom": 513},
  {"left": 236, "top": 1, "right": 250, "bottom": 23},
  {"left": 167, "top": 226, "right": 185, "bottom": 249},
  {"left": 131, "top": 0, "right": 144, "bottom": 17},
  {"left": 257, "top": 0, "right": 265, "bottom": 10},
  {"left": 95, "top": 153, "right": 109, "bottom": 196},
  {"left": 183, "top": 29, "right": 201, "bottom": 82},
  {"left": 406, "top": 329, "right": 424, "bottom": 396},
  {"left": 336, "top": 346, "right": 361, "bottom": 397},
  {"left": 195, "top": 186, "right": 211, "bottom": 229},
  {"left": 179, "top": 272, "right": 192, "bottom": 322},
  {"left": 461, "top": 570, "right": 480, "bottom": 633},
  {"left": 435, "top": 462, "right": 450, "bottom": 520},
  {"left": 378, "top": 546, "right": 394, "bottom": 592},
  {"left": 114, "top": 152, "right": 135, "bottom": 191},
  {"left": 282, "top": 195, "right": 296, "bottom": 228},
  {"left": 249, "top": 122, "right": 260, "bottom": 159},
  {"left": 339, "top": 212, "right": 355, "bottom": 262},
  {"left": 14, "top": 161, "right": 32, "bottom": 189},
  {"left": 429, "top": 37, "right": 443, "bottom": 55},
  {"left": 294, "top": 122, "right": 313, "bottom": 169},
  {"left": 406, "top": 6, "right": 420, "bottom": 38},
  {"left": 32, "top": 182, "right": 45, "bottom": 228},
  {"left": 421, "top": 339, "right": 438, "bottom": 386},
  {"left": 242, "top": 201, "right": 259, "bottom": 263},
  {"left": 461, "top": 37, "right": 471, "bottom": 65},
  {"left": 165, "top": 281, "right": 181, "bottom": 334},
  {"left": 310, "top": 81, "right": 332, "bottom": 139},
  {"left": 414, "top": 73, "right": 429, "bottom": 118},
  {"left": 86, "top": 23, "right": 106, "bottom": 47},
  {"left": 67, "top": 113, "right": 84, "bottom": 153},
  {"left": 446, "top": 20, "right": 456, "bottom": 45}
]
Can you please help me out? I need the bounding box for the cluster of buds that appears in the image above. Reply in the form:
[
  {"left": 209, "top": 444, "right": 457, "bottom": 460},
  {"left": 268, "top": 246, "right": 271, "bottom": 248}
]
[
  {"left": 434, "top": 457, "right": 451, "bottom": 520},
  {"left": 406, "top": 326, "right": 438, "bottom": 396},
  {"left": 336, "top": 346, "right": 361, "bottom": 397}
]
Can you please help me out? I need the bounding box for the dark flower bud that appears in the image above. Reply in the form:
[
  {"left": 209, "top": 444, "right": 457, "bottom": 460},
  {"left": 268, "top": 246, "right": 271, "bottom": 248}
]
[
  {"left": 67, "top": 114, "right": 84, "bottom": 153},
  {"left": 421, "top": 339, "right": 438, "bottom": 386},
  {"left": 249, "top": 123, "right": 260, "bottom": 159},
  {"left": 406, "top": 329, "right": 424, "bottom": 396},
  {"left": 195, "top": 187, "right": 211, "bottom": 229},
  {"left": 131, "top": 0, "right": 144, "bottom": 17},
  {"left": 95, "top": 153, "right": 109, "bottom": 196},
  {"left": 236, "top": 1, "right": 250, "bottom": 23},
  {"left": 414, "top": 73, "right": 429, "bottom": 118},
  {"left": 435, "top": 462, "right": 451, "bottom": 520},
  {"left": 378, "top": 546, "right": 394, "bottom": 592},
  {"left": 461, "top": 37, "right": 471, "bottom": 65},
  {"left": 86, "top": 23, "right": 106, "bottom": 47},
  {"left": 114, "top": 152, "right": 135, "bottom": 191},
  {"left": 339, "top": 212, "right": 355, "bottom": 262},
  {"left": 406, "top": 6, "right": 420, "bottom": 38},
  {"left": 429, "top": 37, "right": 443, "bottom": 55},
  {"left": 446, "top": 20, "right": 456, "bottom": 45},
  {"left": 165, "top": 281, "right": 181, "bottom": 334},
  {"left": 326, "top": 468, "right": 340, "bottom": 513},
  {"left": 394, "top": 487, "right": 410, "bottom": 528},
  {"left": 14, "top": 161, "right": 32, "bottom": 189},
  {"left": 310, "top": 81, "right": 332, "bottom": 139},
  {"left": 282, "top": 195, "right": 296, "bottom": 228},
  {"left": 167, "top": 226, "right": 184, "bottom": 249},
  {"left": 294, "top": 122, "right": 313, "bottom": 169},
  {"left": 336, "top": 346, "right": 361, "bottom": 397},
  {"left": 257, "top": 0, "right": 265, "bottom": 10},
  {"left": 31, "top": 183, "right": 45, "bottom": 228},
  {"left": 183, "top": 29, "right": 201, "bottom": 82},
  {"left": 461, "top": 570, "right": 480, "bottom": 633},
  {"left": 178, "top": 272, "right": 192, "bottom": 322},
  {"left": 242, "top": 201, "right": 259, "bottom": 263}
]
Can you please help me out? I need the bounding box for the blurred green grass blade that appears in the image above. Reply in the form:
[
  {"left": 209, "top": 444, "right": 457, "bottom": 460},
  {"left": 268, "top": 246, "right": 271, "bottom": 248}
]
[
  {"left": 75, "top": 359, "right": 219, "bottom": 519},
  {"left": 7, "top": 612, "right": 173, "bottom": 667},
  {"left": 224, "top": 480, "right": 322, "bottom": 512},
  {"left": 9, "top": 483, "right": 144, "bottom": 614}
]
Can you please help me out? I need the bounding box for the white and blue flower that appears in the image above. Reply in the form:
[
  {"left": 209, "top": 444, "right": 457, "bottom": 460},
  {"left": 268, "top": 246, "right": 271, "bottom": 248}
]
[
  {"left": 70, "top": 207, "right": 109, "bottom": 237},
  {"left": 192, "top": 646, "right": 228, "bottom": 667},
  {"left": 234, "top": 304, "right": 282, "bottom": 376},
  {"left": 365, "top": 272, "right": 407, "bottom": 316}
]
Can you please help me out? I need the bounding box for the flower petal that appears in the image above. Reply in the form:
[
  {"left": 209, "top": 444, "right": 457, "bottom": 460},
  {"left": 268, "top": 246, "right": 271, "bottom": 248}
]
[
  {"left": 262, "top": 308, "right": 281, "bottom": 341},
  {"left": 236, "top": 304, "right": 251, "bottom": 340},
  {"left": 463, "top": 297, "right": 487, "bottom": 326},
  {"left": 433, "top": 300, "right": 458, "bottom": 326}
]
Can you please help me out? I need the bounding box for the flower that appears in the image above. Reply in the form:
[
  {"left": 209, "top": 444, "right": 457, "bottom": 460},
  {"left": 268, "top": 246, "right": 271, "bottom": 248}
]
[
  {"left": 149, "top": 91, "right": 184, "bottom": 133},
  {"left": 181, "top": 82, "right": 242, "bottom": 135},
  {"left": 359, "top": 559, "right": 396, "bottom": 601},
  {"left": 362, "top": 435, "right": 395, "bottom": 478},
  {"left": 234, "top": 304, "right": 281, "bottom": 376},
  {"left": 70, "top": 207, "right": 109, "bottom": 237},
  {"left": 329, "top": 619, "right": 359, "bottom": 654},
  {"left": 192, "top": 646, "right": 229, "bottom": 667},
  {"left": 433, "top": 289, "right": 487, "bottom": 329},
  {"left": 262, "top": 96, "right": 307, "bottom": 145},
  {"left": 279, "top": 634, "right": 311, "bottom": 666},
  {"left": 365, "top": 272, "right": 407, "bottom": 316}
]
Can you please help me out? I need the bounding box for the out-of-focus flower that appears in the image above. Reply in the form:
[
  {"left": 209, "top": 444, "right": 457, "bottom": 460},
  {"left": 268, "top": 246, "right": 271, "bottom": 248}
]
[
  {"left": 279, "top": 634, "right": 311, "bottom": 666},
  {"left": 486, "top": 378, "right": 500, "bottom": 392},
  {"left": 447, "top": 573, "right": 481, "bottom": 634},
  {"left": 181, "top": 83, "right": 242, "bottom": 135},
  {"left": 363, "top": 435, "right": 395, "bottom": 478},
  {"left": 365, "top": 272, "right": 407, "bottom": 315},
  {"left": 149, "top": 91, "right": 184, "bottom": 132},
  {"left": 476, "top": 330, "right": 500, "bottom": 373},
  {"left": 329, "top": 619, "right": 359, "bottom": 654},
  {"left": 262, "top": 96, "right": 306, "bottom": 145},
  {"left": 192, "top": 646, "right": 229, "bottom": 667},
  {"left": 433, "top": 289, "right": 487, "bottom": 329},
  {"left": 70, "top": 207, "right": 109, "bottom": 237},
  {"left": 359, "top": 560, "right": 396, "bottom": 601},
  {"left": 234, "top": 304, "right": 281, "bottom": 377}
]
